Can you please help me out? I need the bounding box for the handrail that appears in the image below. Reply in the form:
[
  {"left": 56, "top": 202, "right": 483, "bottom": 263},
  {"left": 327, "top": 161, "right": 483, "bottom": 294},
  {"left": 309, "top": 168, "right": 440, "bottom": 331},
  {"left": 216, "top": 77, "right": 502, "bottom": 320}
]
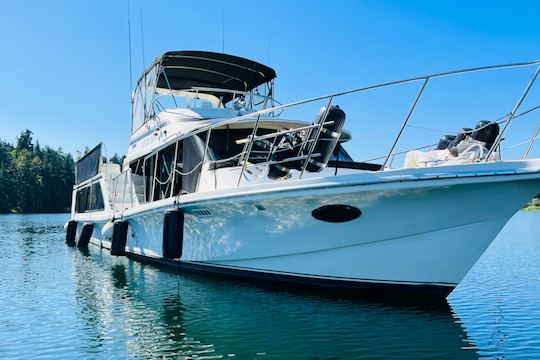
[
  {"left": 123, "top": 58, "right": 540, "bottom": 204},
  {"left": 244, "top": 153, "right": 322, "bottom": 169},
  {"left": 487, "top": 64, "right": 540, "bottom": 159},
  {"left": 111, "top": 168, "right": 139, "bottom": 212},
  {"left": 235, "top": 121, "right": 335, "bottom": 145},
  {"left": 237, "top": 94, "right": 271, "bottom": 185},
  {"left": 381, "top": 78, "right": 430, "bottom": 170},
  {"left": 180, "top": 59, "right": 540, "bottom": 144},
  {"left": 154, "top": 86, "right": 283, "bottom": 112},
  {"left": 524, "top": 122, "right": 540, "bottom": 158},
  {"left": 189, "top": 86, "right": 280, "bottom": 101},
  {"left": 135, "top": 59, "right": 540, "bottom": 166}
]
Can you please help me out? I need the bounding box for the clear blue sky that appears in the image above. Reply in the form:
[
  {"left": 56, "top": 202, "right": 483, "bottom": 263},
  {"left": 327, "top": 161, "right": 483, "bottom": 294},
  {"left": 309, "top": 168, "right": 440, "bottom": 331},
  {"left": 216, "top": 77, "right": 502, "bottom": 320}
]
[{"left": 1, "top": 0, "right": 540, "bottom": 162}]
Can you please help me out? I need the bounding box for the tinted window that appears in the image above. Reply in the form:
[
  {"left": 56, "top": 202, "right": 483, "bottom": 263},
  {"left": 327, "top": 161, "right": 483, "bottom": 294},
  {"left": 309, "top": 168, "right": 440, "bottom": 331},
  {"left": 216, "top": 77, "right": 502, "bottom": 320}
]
[
  {"left": 330, "top": 145, "right": 353, "bottom": 161},
  {"left": 75, "top": 182, "right": 104, "bottom": 213},
  {"left": 75, "top": 187, "right": 89, "bottom": 213}
]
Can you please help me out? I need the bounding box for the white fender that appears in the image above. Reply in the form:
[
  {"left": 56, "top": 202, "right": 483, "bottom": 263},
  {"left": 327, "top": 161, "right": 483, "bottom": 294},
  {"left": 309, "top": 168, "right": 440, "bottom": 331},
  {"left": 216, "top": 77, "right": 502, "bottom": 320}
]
[
  {"left": 101, "top": 221, "right": 115, "bottom": 239},
  {"left": 63, "top": 221, "right": 69, "bottom": 231}
]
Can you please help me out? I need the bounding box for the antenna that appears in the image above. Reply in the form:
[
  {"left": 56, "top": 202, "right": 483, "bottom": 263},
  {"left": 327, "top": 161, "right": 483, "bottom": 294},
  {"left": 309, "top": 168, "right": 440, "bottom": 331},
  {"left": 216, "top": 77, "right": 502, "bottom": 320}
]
[
  {"left": 139, "top": 5, "right": 147, "bottom": 118},
  {"left": 221, "top": 0, "right": 225, "bottom": 53},
  {"left": 267, "top": 33, "right": 271, "bottom": 65},
  {"left": 139, "top": 5, "right": 146, "bottom": 70},
  {"left": 127, "top": 0, "right": 133, "bottom": 98}
]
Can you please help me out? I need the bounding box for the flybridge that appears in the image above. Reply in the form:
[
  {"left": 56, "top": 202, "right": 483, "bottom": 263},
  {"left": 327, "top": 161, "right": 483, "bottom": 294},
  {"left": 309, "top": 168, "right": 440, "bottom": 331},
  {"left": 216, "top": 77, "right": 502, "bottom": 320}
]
[
  {"left": 132, "top": 51, "right": 278, "bottom": 132},
  {"left": 145, "top": 51, "right": 276, "bottom": 98}
]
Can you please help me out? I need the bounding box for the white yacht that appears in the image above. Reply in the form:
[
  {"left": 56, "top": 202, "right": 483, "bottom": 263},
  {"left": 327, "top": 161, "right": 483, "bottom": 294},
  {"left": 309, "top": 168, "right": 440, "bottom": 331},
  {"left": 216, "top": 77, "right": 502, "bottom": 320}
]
[{"left": 66, "top": 51, "right": 540, "bottom": 297}]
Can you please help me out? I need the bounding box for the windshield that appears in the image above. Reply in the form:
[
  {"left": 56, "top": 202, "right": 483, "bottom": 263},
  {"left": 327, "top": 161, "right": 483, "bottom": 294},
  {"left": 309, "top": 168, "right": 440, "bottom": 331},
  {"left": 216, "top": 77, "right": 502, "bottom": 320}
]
[{"left": 132, "top": 65, "right": 159, "bottom": 132}]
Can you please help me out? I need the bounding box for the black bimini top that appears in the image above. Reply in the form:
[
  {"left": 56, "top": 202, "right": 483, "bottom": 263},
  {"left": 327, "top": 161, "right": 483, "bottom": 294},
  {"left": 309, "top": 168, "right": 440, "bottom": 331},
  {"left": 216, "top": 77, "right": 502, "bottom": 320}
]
[{"left": 143, "top": 50, "right": 276, "bottom": 102}]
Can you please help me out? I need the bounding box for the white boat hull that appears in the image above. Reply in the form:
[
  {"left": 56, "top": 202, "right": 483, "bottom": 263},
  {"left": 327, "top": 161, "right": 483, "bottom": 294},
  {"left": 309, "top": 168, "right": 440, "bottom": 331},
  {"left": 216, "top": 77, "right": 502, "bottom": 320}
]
[{"left": 74, "top": 161, "right": 540, "bottom": 296}]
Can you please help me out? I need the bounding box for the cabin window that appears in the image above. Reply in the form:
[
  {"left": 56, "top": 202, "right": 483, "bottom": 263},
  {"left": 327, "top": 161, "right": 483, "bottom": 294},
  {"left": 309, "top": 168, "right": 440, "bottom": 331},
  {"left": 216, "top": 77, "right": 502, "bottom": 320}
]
[
  {"left": 137, "top": 142, "right": 183, "bottom": 203},
  {"left": 143, "top": 154, "right": 156, "bottom": 202},
  {"left": 130, "top": 158, "right": 144, "bottom": 176},
  {"left": 154, "top": 144, "right": 179, "bottom": 200},
  {"left": 75, "top": 187, "right": 89, "bottom": 213},
  {"left": 89, "top": 183, "right": 104, "bottom": 210},
  {"left": 330, "top": 145, "right": 353, "bottom": 161},
  {"left": 75, "top": 182, "right": 104, "bottom": 213}
]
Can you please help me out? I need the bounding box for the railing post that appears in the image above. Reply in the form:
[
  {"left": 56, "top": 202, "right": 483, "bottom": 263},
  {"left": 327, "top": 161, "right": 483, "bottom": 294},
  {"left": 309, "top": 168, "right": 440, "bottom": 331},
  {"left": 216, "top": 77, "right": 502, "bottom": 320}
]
[
  {"left": 488, "top": 64, "right": 540, "bottom": 160},
  {"left": 112, "top": 176, "right": 117, "bottom": 212},
  {"left": 381, "top": 77, "right": 430, "bottom": 170},
  {"left": 523, "top": 120, "right": 540, "bottom": 159},
  {"left": 161, "top": 67, "right": 178, "bottom": 107},
  {"left": 151, "top": 153, "right": 158, "bottom": 202},
  {"left": 170, "top": 140, "right": 179, "bottom": 198},
  {"left": 128, "top": 169, "right": 135, "bottom": 207},
  {"left": 121, "top": 171, "right": 127, "bottom": 211},
  {"left": 237, "top": 97, "right": 269, "bottom": 186},
  {"left": 299, "top": 96, "right": 334, "bottom": 179}
]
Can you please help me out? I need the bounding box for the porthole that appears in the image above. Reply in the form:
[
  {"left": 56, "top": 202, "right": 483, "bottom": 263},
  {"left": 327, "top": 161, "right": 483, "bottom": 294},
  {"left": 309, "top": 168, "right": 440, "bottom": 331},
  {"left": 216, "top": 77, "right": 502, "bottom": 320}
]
[{"left": 311, "top": 204, "right": 361, "bottom": 223}]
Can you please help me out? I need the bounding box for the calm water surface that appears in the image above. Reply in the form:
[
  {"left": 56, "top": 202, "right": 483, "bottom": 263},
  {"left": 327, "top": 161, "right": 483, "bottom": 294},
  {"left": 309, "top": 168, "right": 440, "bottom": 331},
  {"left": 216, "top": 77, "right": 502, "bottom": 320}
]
[{"left": 0, "top": 212, "right": 539, "bottom": 359}]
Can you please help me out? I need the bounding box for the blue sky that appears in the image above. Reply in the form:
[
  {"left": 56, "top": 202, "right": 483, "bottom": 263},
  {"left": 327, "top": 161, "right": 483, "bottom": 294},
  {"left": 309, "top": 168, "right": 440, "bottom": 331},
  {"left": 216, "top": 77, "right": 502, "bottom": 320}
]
[{"left": 1, "top": 0, "right": 540, "bottom": 161}]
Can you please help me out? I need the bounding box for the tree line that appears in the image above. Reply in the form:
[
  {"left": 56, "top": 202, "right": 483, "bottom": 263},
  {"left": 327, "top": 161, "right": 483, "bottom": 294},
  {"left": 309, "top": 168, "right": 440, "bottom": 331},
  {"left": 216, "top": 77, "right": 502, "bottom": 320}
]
[{"left": 0, "top": 130, "right": 123, "bottom": 214}]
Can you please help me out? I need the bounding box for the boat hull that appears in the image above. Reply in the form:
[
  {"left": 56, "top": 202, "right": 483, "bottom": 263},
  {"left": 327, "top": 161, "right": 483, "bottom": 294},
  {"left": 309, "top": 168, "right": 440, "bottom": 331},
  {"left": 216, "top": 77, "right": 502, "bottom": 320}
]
[{"left": 75, "top": 165, "right": 540, "bottom": 297}]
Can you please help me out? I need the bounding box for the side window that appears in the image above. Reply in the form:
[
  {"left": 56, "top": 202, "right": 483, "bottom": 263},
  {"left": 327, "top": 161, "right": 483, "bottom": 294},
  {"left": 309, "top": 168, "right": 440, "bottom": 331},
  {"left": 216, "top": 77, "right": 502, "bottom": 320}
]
[
  {"left": 155, "top": 144, "right": 177, "bottom": 201},
  {"left": 75, "top": 187, "right": 89, "bottom": 213},
  {"left": 75, "top": 183, "right": 104, "bottom": 213},
  {"left": 331, "top": 144, "right": 353, "bottom": 161},
  {"left": 143, "top": 154, "right": 155, "bottom": 202},
  {"left": 140, "top": 143, "right": 182, "bottom": 203},
  {"left": 129, "top": 157, "right": 147, "bottom": 204},
  {"left": 130, "top": 158, "right": 144, "bottom": 176},
  {"left": 89, "top": 183, "right": 104, "bottom": 211}
]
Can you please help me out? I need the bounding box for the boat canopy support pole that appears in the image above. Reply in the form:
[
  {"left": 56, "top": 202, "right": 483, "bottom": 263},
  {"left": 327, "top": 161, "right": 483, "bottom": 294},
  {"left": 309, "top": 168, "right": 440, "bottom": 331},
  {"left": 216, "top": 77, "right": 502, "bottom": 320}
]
[
  {"left": 488, "top": 64, "right": 540, "bottom": 160},
  {"left": 381, "top": 77, "right": 430, "bottom": 170},
  {"left": 161, "top": 65, "right": 178, "bottom": 108}
]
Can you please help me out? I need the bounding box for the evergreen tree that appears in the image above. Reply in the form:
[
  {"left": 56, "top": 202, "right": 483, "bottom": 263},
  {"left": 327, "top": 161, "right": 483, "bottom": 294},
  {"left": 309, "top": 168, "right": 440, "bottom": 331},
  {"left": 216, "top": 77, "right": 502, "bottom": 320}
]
[
  {"left": 16, "top": 129, "right": 34, "bottom": 152},
  {"left": 0, "top": 140, "right": 15, "bottom": 213},
  {"left": 0, "top": 130, "right": 78, "bottom": 213}
]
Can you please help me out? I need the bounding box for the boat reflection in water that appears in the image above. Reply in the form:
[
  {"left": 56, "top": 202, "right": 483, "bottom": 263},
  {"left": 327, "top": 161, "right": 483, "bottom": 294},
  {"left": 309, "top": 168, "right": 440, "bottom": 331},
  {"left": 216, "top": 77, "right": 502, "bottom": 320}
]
[{"left": 72, "top": 246, "right": 477, "bottom": 359}]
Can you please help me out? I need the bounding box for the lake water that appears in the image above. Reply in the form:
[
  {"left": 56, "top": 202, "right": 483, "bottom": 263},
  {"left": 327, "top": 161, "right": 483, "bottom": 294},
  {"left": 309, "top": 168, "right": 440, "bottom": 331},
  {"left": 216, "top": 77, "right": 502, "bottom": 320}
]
[{"left": 0, "top": 213, "right": 539, "bottom": 359}]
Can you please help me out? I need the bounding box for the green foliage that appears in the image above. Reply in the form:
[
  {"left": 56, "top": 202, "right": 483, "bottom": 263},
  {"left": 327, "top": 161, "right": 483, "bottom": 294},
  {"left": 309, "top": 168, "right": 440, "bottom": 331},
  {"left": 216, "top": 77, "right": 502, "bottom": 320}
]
[
  {"left": 108, "top": 153, "right": 126, "bottom": 168},
  {"left": 16, "top": 129, "right": 34, "bottom": 152},
  {"left": 0, "top": 130, "right": 75, "bottom": 213}
]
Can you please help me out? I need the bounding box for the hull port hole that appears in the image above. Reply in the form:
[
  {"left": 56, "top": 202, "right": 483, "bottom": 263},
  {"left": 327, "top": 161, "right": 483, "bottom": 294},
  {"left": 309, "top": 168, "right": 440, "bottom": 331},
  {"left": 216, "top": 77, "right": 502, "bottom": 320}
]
[{"left": 312, "top": 204, "right": 361, "bottom": 223}]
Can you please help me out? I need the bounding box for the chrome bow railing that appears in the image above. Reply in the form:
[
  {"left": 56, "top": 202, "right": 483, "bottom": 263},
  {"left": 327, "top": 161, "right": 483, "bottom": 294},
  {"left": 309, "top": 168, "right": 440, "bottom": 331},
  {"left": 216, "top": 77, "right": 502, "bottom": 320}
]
[
  {"left": 179, "top": 59, "right": 540, "bottom": 178},
  {"left": 128, "top": 59, "right": 540, "bottom": 200}
]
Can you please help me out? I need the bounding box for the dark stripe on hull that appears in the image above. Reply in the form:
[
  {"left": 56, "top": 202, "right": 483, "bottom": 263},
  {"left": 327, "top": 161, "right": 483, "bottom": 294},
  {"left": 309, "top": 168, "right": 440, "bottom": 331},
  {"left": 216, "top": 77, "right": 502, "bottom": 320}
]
[{"left": 125, "top": 252, "right": 454, "bottom": 301}]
